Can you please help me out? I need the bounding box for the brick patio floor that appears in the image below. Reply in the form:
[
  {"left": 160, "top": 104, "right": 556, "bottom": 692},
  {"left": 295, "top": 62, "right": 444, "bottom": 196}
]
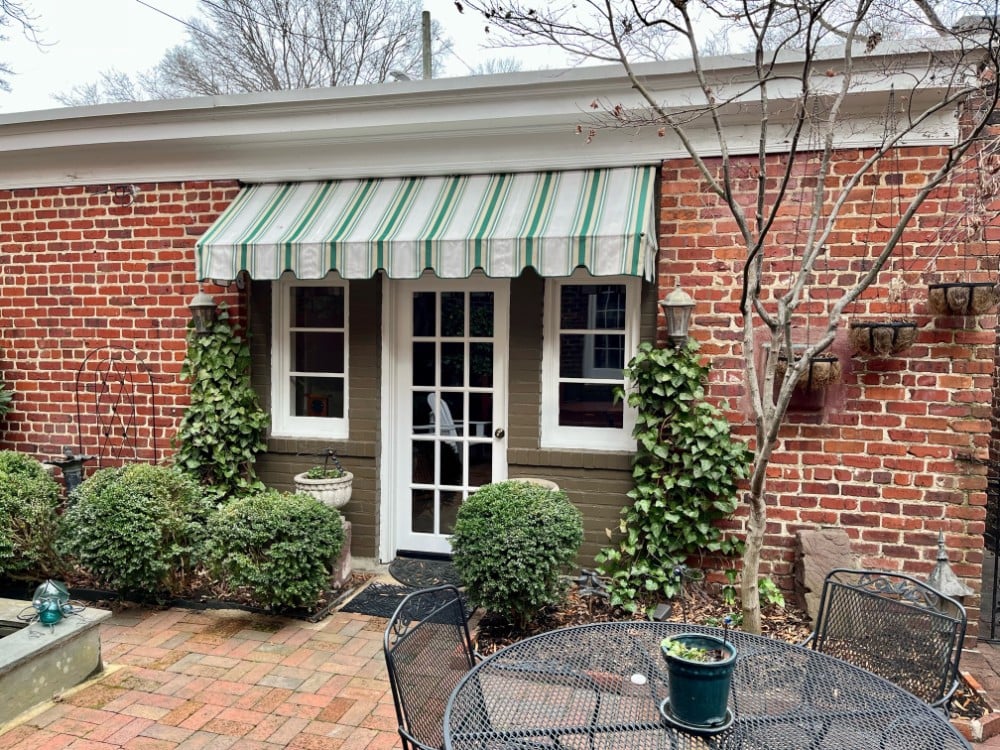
[{"left": 0, "top": 602, "right": 401, "bottom": 750}]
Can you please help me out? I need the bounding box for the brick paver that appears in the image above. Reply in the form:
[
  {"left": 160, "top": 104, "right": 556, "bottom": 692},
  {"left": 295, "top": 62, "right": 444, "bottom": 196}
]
[{"left": 0, "top": 605, "right": 400, "bottom": 750}]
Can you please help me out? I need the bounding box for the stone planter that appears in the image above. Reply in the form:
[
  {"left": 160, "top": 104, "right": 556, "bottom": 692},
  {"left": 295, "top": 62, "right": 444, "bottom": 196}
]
[{"left": 293, "top": 471, "right": 353, "bottom": 509}]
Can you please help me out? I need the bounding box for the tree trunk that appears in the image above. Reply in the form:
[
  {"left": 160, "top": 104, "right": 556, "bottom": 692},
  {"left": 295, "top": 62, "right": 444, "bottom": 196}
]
[{"left": 741, "top": 490, "right": 767, "bottom": 634}]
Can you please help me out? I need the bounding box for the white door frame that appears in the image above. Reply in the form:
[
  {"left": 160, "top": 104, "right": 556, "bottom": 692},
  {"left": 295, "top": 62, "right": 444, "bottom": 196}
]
[{"left": 378, "top": 272, "right": 510, "bottom": 561}]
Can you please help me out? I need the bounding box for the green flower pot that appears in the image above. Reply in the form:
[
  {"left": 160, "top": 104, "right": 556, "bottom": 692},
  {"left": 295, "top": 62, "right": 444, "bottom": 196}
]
[{"left": 661, "top": 633, "right": 737, "bottom": 729}]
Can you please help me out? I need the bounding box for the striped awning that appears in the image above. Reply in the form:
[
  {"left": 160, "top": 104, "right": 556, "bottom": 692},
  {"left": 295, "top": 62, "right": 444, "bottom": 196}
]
[{"left": 196, "top": 166, "right": 658, "bottom": 281}]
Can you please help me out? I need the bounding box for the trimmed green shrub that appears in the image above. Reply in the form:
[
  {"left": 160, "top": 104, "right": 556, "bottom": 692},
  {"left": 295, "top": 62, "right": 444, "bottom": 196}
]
[
  {"left": 204, "top": 490, "right": 344, "bottom": 610},
  {"left": 59, "top": 464, "right": 213, "bottom": 596},
  {"left": 451, "top": 481, "right": 583, "bottom": 628},
  {"left": 0, "top": 451, "right": 63, "bottom": 578}
]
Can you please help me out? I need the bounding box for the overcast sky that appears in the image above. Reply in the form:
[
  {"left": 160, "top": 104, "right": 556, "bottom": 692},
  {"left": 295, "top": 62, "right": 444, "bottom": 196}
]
[{"left": 0, "top": 0, "right": 562, "bottom": 114}]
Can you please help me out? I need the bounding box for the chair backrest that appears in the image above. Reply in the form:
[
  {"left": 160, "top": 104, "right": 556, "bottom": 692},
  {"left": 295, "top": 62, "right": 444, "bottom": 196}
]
[
  {"left": 810, "top": 568, "right": 967, "bottom": 707},
  {"left": 383, "top": 585, "right": 474, "bottom": 750}
]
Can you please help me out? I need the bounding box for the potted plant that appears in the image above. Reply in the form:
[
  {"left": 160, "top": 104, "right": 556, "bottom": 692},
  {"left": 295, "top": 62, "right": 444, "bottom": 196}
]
[
  {"left": 775, "top": 346, "right": 842, "bottom": 391},
  {"left": 927, "top": 281, "right": 1000, "bottom": 315},
  {"left": 293, "top": 450, "right": 353, "bottom": 509},
  {"left": 660, "top": 632, "right": 737, "bottom": 733},
  {"left": 848, "top": 320, "right": 918, "bottom": 356}
]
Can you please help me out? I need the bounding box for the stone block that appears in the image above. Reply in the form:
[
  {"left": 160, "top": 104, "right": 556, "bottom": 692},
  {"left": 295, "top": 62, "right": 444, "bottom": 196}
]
[{"left": 795, "top": 528, "right": 859, "bottom": 622}]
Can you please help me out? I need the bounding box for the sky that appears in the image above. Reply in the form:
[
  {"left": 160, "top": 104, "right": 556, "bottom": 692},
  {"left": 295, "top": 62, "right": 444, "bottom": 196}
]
[{"left": 0, "top": 0, "right": 565, "bottom": 114}]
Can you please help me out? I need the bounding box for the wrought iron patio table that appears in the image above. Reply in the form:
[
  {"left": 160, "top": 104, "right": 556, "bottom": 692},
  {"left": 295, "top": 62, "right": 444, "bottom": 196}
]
[{"left": 443, "top": 621, "right": 971, "bottom": 749}]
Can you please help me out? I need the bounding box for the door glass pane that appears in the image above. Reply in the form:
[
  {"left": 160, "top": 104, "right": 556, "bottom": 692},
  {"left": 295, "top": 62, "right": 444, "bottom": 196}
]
[
  {"left": 441, "top": 292, "right": 465, "bottom": 337},
  {"left": 413, "top": 292, "right": 436, "bottom": 336},
  {"left": 469, "top": 446, "right": 492, "bottom": 490},
  {"left": 440, "top": 490, "right": 463, "bottom": 535},
  {"left": 413, "top": 343, "right": 435, "bottom": 387},
  {"left": 470, "top": 343, "right": 493, "bottom": 388},
  {"left": 470, "top": 292, "right": 493, "bottom": 336},
  {"left": 468, "top": 392, "right": 492, "bottom": 438},
  {"left": 411, "top": 489, "right": 434, "bottom": 533},
  {"left": 291, "top": 376, "right": 344, "bottom": 418},
  {"left": 412, "top": 392, "right": 433, "bottom": 433},
  {"left": 411, "top": 441, "right": 434, "bottom": 484},
  {"left": 441, "top": 342, "right": 464, "bottom": 387},
  {"left": 440, "top": 441, "right": 464, "bottom": 487}
]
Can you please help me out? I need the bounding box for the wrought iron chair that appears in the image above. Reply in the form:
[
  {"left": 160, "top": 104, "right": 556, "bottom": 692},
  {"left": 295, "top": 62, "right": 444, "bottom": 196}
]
[
  {"left": 803, "top": 568, "right": 967, "bottom": 709},
  {"left": 383, "top": 585, "right": 476, "bottom": 750}
]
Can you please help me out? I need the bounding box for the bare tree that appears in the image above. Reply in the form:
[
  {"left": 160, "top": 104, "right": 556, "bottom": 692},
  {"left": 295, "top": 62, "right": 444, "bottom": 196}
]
[
  {"left": 0, "top": 0, "right": 41, "bottom": 93},
  {"left": 55, "top": 0, "right": 452, "bottom": 105},
  {"left": 463, "top": 0, "right": 1000, "bottom": 633}
]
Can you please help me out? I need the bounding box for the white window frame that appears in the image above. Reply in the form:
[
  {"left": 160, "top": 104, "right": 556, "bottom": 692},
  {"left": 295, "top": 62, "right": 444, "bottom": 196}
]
[
  {"left": 270, "top": 274, "right": 349, "bottom": 439},
  {"left": 541, "top": 271, "right": 639, "bottom": 452}
]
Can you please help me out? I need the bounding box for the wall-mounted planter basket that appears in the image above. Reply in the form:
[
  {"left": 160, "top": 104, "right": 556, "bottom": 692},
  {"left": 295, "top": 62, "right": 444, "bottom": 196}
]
[
  {"left": 776, "top": 354, "right": 842, "bottom": 391},
  {"left": 848, "top": 321, "right": 918, "bottom": 356},
  {"left": 927, "top": 282, "right": 1000, "bottom": 315}
]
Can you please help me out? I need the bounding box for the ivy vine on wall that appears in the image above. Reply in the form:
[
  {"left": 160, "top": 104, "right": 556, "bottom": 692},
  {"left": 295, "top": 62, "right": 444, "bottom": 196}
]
[
  {"left": 173, "top": 304, "right": 269, "bottom": 499},
  {"left": 596, "top": 341, "right": 750, "bottom": 611}
]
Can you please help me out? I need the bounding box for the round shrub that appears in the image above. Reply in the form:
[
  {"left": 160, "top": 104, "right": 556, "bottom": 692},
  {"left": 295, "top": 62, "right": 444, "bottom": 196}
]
[
  {"left": 451, "top": 480, "right": 583, "bottom": 627},
  {"left": 0, "top": 451, "right": 63, "bottom": 578},
  {"left": 59, "top": 464, "right": 212, "bottom": 596},
  {"left": 204, "top": 490, "right": 344, "bottom": 610}
]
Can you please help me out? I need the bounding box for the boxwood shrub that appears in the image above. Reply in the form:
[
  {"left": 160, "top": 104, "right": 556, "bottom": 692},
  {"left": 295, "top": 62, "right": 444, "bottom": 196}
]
[
  {"left": 204, "top": 490, "right": 344, "bottom": 610},
  {"left": 0, "top": 451, "right": 63, "bottom": 578},
  {"left": 451, "top": 480, "right": 583, "bottom": 627},
  {"left": 59, "top": 464, "right": 213, "bottom": 596}
]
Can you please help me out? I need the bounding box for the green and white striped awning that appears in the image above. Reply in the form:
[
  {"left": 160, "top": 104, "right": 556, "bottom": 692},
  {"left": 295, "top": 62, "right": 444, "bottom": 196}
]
[{"left": 196, "top": 166, "right": 658, "bottom": 281}]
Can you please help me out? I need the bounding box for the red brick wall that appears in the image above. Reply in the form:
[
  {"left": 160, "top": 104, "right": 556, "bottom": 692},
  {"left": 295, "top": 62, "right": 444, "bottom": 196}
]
[
  {"left": 659, "top": 147, "right": 992, "bottom": 629},
  {"left": 0, "top": 180, "right": 241, "bottom": 464}
]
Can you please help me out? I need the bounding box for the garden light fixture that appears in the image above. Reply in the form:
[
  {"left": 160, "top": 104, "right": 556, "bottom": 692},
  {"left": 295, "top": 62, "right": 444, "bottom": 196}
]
[
  {"left": 188, "top": 289, "right": 218, "bottom": 335},
  {"left": 659, "top": 282, "right": 695, "bottom": 347},
  {"left": 32, "top": 579, "right": 70, "bottom": 626}
]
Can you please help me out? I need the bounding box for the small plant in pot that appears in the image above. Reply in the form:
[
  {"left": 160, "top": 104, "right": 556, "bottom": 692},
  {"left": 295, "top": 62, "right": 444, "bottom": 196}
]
[
  {"left": 660, "top": 631, "right": 737, "bottom": 734},
  {"left": 293, "top": 449, "right": 353, "bottom": 509}
]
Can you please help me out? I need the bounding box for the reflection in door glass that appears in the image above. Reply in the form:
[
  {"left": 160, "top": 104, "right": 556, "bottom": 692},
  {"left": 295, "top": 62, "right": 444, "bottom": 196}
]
[
  {"left": 413, "top": 343, "right": 435, "bottom": 387},
  {"left": 469, "top": 442, "right": 492, "bottom": 490},
  {"left": 470, "top": 292, "right": 494, "bottom": 337},
  {"left": 413, "top": 293, "right": 436, "bottom": 337},
  {"left": 440, "top": 490, "right": 462, "bottom": 535},
  {"left": 441, "top": 292, "right": 465, "bottom": 337},
  {"left": 470, "top": 343, "right": 493, "bottom": 388},
  {"left": 411, "top": 489, "right": 434, "bottom": 534},
  {"left": 441, "top": 342, "right": 465, "bottom": 387}
]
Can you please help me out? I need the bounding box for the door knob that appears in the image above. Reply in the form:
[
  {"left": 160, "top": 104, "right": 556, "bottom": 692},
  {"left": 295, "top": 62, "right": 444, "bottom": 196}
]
[{"left": 494, "top": 427, "right": 505, "bottom": 439}]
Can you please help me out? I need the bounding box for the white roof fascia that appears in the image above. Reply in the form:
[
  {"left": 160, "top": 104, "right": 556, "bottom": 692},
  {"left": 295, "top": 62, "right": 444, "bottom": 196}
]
[{"left": 0, "top": 40, "right": 971, "bottom": 190}]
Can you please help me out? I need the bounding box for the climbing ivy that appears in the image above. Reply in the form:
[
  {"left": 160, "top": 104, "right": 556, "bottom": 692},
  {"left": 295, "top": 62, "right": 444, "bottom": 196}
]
[
  {"left": 595, "top": 341, "right": 750, "bottom": 612},
  {"left": 173, "top": 305, "right": 269, "bottom": 499}
]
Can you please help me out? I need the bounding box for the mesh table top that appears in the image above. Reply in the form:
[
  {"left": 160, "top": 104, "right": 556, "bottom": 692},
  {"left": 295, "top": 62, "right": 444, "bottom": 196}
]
[{"left": 444, "top": 621, "right": 971, "bottom": 749}]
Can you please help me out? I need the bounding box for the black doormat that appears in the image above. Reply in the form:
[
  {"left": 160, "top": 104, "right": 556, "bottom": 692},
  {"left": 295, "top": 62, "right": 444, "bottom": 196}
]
[
  {"left": 338, "top": 582, "right": 415, "bottom": 618},
  {"left": 388, "top": 555, "right": 462, "bottom": 588}
]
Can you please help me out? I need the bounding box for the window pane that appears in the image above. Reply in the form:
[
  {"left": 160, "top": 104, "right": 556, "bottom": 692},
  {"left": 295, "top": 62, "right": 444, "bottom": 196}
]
[
  {"left": 559, "top": 334, "right": 585, "bottom": 378},
  {"left": 560, "top": 285, "right": 589, "bottom": 329},
  {"left": 292, "top": 332, "right": 345, "bottom": 373},
  {"left": 558, "top": 383, "right": 623, "bottom": 428},
  {"left": 291, "top": 376, "right": 345, "bottom": 418},
  {"left": 411, "top": 489, "right": 434, "bottom": 533},
  {"left": 559, "top": 284, "right": 625, "bottom": 330},
  {"left": 592, "top": 333, "right": 625, "bottom": 371},
  {"left": 470, "top": 292, "right": 493, "bottom": 336},
  {"left": 292, "top": 286, "right": 344, "bottom": 328},
  {"left": 413, "top": 292, "right": 435, "bottom": 337},
  {"left": 440, "top": 490, "right": 463, "bottom": 535}
]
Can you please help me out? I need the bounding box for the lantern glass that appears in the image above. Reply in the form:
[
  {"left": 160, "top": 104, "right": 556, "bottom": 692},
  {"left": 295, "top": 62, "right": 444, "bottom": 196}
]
[
  {"left": 188, "top": 291, "right": 218, "bottom": 334},
  {"left": 32, "top": 579, "right": 70, "bottom": 625},
  {"left": 659, "top": 283, "right": 695, "bottom": 347}
]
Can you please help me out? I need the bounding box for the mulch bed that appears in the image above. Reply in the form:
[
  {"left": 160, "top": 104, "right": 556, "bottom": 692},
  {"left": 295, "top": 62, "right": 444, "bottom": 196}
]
[{"left": 472, "top": 582, "right": 990, "bottom": 721}]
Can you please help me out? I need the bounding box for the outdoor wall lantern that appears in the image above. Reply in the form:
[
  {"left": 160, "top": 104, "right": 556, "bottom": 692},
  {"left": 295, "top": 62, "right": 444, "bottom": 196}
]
[
  {"left": 188, "top": 289, "right": 218, "bottom": 335},
  {"left": 32, "top": 579, "right": 70, "bottom": 626},
  {"left": 659, "top": 282, "right": 695, "bottom": 347}
]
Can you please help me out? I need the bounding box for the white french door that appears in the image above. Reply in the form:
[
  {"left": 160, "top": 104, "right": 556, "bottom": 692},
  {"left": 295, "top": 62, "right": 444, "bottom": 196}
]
[{"left": 388, "top": 274, "right": 509, "bottom": 556}]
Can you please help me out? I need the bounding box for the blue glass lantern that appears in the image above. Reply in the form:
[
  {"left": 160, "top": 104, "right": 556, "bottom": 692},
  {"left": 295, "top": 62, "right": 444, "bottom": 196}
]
[{"left": 32, "top": 580, "right": 70, "bottom": 625}]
